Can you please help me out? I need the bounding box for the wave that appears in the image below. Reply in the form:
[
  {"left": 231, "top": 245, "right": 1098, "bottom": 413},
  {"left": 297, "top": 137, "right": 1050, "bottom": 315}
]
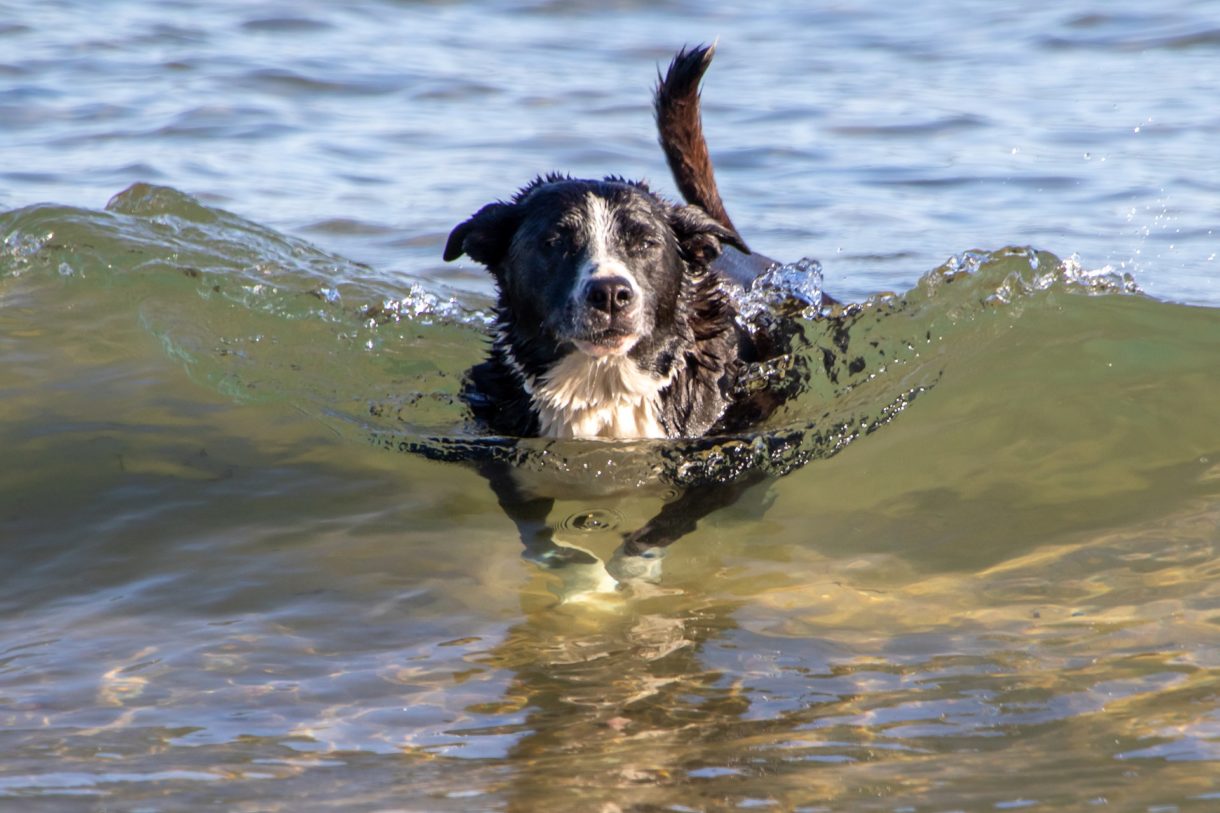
[{"left": 3, "top": 184, "right": 1215, "bottom": 492}]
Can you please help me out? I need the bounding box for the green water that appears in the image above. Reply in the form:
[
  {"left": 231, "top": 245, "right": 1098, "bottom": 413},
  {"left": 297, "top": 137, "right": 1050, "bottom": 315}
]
[{"left": 2, "top": 188, "right": 1218, "bottom": 810}]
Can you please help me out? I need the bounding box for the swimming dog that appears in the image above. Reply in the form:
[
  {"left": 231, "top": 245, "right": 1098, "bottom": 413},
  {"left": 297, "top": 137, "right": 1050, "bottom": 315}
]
[
  {"left": 442, "top": 44, "right": 812, "bottom": 565},
  {"left": 445, "top": 44, "right": 791, "bottom": 442}
]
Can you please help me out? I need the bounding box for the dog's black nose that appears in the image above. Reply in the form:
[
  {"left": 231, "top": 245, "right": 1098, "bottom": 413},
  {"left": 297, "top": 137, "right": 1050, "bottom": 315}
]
[{"left": 585, "top": 277, "right": 635, "bottom": 315}]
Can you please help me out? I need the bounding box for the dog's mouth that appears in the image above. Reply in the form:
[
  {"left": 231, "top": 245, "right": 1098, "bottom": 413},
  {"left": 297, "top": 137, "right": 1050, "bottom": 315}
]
[{"left": 572, "top": 330, "right": 639, "bottom": 358}]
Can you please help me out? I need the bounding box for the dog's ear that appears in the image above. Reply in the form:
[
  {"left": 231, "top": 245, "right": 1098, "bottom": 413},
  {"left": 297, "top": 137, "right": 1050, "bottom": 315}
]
[
  {"left": 443, "top": 202, "right": 520, "bottom": 266},
  {"left": 669, "top": 204, "right": 750, "bottom": 268}
]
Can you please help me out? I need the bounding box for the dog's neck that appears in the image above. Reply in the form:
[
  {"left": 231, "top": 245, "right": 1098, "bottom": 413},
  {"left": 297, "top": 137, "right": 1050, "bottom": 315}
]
[{"left": 531, "top": 351, "right": 673, "bottom": 439}]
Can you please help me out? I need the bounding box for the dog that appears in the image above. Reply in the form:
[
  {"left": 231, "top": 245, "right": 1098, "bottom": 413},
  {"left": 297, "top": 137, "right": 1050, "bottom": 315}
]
[
  {"left": 442, "top": 44, "right": 819, "bottom": 571},
  {"left": 445, "top": 173, "right": 772, "bottom": 440}
]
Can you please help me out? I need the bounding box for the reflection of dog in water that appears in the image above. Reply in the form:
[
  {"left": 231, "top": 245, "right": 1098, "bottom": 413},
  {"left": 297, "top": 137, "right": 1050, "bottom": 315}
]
[{"left": 443, "top": 45, "right": 825, "bottom": 590}]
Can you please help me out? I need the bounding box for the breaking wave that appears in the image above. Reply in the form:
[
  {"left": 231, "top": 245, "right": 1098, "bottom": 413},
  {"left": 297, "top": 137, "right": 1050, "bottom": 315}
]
[{"left": 0, "top": 184, "right": 1166, "bottom": 490}]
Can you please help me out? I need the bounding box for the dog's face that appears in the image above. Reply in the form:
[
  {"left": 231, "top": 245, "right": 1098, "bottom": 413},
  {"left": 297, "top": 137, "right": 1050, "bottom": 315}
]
[{"left": 444, "top": 177, "right": 746, "bottom": 365}]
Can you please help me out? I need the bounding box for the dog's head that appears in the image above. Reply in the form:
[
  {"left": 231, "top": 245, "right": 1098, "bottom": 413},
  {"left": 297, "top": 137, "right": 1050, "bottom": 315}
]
[{"left": 444, "top": 176, "right": 747, "bottom": 362}]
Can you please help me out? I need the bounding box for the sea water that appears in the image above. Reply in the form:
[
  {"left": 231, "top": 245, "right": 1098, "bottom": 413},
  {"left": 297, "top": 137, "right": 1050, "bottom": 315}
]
[{"left": 2, "top": 2, "right": 1218, "bottom": 810}]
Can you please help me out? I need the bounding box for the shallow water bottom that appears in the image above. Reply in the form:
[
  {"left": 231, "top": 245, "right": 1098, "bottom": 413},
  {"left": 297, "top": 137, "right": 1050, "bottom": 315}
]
[{"left": 4, "top": 342, "right": 1218, "bottom": 812}]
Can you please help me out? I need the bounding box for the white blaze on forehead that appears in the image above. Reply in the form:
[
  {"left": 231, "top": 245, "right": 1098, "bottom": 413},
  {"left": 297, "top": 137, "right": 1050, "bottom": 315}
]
[{"left": 578, "top": 193, "right": 636, "bottom": 285}]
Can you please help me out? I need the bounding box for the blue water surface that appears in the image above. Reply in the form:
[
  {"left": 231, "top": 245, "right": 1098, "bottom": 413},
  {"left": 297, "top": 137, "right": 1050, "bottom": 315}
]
[{"left": 2, "top": 0, "right": 1217, "bottom": 304}]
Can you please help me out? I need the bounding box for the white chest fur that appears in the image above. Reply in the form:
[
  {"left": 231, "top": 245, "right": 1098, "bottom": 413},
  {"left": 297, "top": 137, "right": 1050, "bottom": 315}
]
[{"left": 533, "top": 353, "right": 672, "bottom": 439}]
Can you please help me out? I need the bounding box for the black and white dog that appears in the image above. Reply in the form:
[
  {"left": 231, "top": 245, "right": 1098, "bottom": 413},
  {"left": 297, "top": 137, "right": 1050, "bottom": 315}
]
[
  {"left": 445, "top": 174, "right": 768, "bottom": 440},
  {"left": 442, "top": 45, "right": 819, "bottom": 567}
]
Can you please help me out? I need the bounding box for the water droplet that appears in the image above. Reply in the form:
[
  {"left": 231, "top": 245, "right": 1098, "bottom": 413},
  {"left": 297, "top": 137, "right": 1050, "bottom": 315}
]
[{"left": 561, "top": 509, "right": 621, "bottom": 533}]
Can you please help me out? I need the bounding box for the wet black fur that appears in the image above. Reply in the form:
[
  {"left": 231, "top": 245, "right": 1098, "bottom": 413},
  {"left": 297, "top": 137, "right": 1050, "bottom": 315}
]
[{"left": 445, "top": 174, "right": 768, "bottom": 439}]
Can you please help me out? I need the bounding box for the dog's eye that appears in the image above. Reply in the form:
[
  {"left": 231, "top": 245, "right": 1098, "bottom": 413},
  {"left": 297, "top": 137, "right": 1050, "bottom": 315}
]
[{"left": 628, "top": 231, "right": 662, "bottom": 254}]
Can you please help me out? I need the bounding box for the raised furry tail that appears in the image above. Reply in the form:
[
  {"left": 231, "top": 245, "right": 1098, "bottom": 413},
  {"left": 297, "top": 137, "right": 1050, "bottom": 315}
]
[{"left": 654, "top": 43, "right": 742, "bottom": 246}]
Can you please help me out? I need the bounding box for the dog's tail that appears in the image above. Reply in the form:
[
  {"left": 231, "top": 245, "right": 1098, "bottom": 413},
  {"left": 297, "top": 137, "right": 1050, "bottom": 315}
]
[{"left": 654, "top": 43, "right": 741, "bottom": 242}]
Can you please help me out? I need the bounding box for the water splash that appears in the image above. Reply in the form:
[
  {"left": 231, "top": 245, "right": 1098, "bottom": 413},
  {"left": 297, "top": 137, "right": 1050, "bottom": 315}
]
[
  {"left": 1, "top": 229, "right": 52, "bottom": 277},
  {"left": 733, "top": 257, "right": 826, "bottom": 323},
  {"left": 931, "top": 246, "right": 1141, "bottom": 306},
  {"left": 360, "top": 283, "right": 493, "bottom": 329}
]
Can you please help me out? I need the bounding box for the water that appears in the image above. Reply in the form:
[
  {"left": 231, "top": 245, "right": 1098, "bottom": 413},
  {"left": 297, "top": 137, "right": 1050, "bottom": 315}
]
[{"left": 2, "top": 1, "right": 1219, "bottom": 810}]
